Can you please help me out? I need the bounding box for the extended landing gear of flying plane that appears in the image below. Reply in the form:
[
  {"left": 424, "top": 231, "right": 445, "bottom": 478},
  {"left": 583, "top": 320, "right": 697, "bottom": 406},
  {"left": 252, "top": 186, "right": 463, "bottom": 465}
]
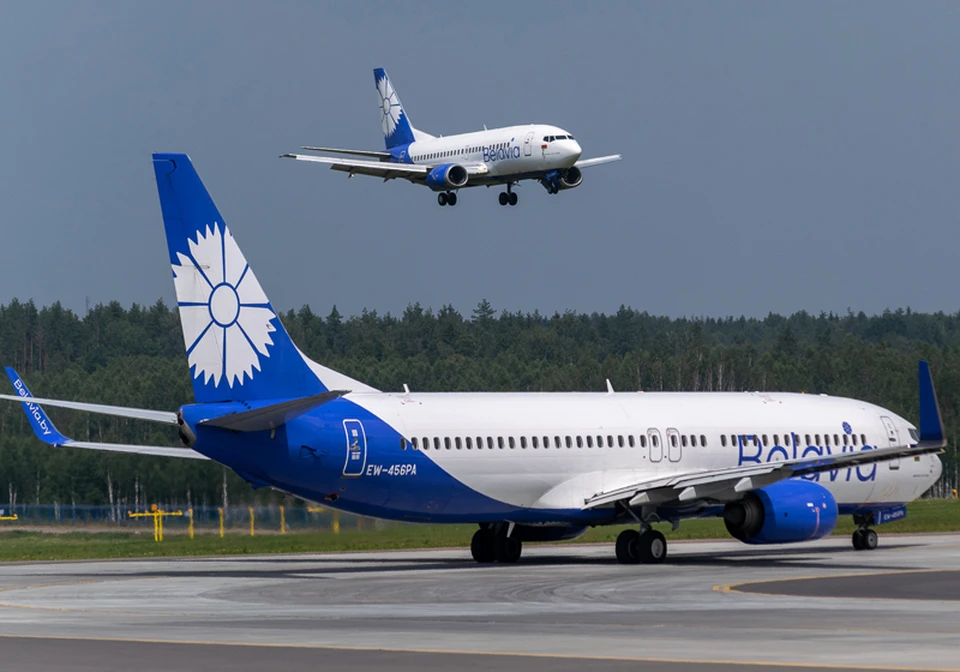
[
  {"left": 615, "top": 528, "right": 667, "bottom": 564},
  {"left": 471, "top": 524, "right": 522, "bottom": 563},
  {"left": 498, "top": 184, "right": 518, "bottom": 206},
  {"left": 438, "top": 191, "right": 458, "bottom": 206}
]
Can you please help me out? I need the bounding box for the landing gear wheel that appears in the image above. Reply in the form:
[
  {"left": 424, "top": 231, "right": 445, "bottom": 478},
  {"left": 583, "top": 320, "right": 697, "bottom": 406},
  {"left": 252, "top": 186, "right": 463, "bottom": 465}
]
[
  {"left": 852, "top": 529, "right": 865, "bottom": 550},
  {"left": 438, "top": 192, "right": 448, "bottom": 206},
  {"left": 615, "top": 529, "right": 640, "bottom": 564},
  {"left": 508, "top": 192, "right": 518, "bottom": 206},
  {"left": 861, "top": 528, "right": 878, "bottom": 550},
  {"left": 637, "top": 530, "right": 667, "bottom": 564},
  {"left": 447, "top": 192, "right": 457, "bottom": 206},
  {"left": 471, "top": 528, "right": 496, "bottom": 563},
  {"left": 495, "top": 535, "right": 522, "bottom": 563},
  {"left": 498, "top": 192, "right": 508, "bottom": 206}
]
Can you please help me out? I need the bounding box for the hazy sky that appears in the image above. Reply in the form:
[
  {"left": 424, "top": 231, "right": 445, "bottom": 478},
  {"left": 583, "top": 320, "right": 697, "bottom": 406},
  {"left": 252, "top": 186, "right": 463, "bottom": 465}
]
[{"left": 2, "top": 2, "right": 959, "bottom": 320}]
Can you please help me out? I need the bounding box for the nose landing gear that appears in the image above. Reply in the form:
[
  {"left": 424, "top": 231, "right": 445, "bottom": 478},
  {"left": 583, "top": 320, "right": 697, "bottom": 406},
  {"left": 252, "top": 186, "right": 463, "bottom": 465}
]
[{"left": 437, "top": 191, "right": 458, "bottom": 206}]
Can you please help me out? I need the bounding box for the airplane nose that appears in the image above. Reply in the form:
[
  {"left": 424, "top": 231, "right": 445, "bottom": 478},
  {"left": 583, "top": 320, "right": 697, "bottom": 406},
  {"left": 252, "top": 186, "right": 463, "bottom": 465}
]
[{"left": 570, "top": 141, "right": 582, "bottom": 161}]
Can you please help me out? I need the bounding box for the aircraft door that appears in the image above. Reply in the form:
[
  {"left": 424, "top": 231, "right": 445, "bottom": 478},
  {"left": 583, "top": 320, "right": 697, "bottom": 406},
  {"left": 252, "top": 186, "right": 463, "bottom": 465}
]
[
  {"left": 880, "top": 416, "right": 900, "bottom": 470},
  {"left": 666, "top": 428, "right": 682, "bottom": 462},
  {"left": 342, "top": 419, "right": 367, "bottom": 477},
  {"left": 523, "top": 131, "right": 534, "bottom": 157},
  {"left": 647, "top": 428, "right": 663, "bottom": 463}
]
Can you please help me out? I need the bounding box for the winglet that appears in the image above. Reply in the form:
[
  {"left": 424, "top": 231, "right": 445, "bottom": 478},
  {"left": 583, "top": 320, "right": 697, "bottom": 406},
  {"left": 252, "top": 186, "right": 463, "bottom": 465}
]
[
  {"left": 918, "top": 360, "right": 944, "bottom": 443},
  {"left": 4, "top": 367, "right": 71, "bottom": 446}
]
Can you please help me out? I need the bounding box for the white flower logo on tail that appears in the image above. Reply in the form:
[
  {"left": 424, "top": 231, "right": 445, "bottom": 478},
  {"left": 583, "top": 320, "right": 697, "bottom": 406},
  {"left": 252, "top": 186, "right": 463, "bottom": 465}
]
[
  {"left": 173, "top": 224, "right": 276, "bottom": 388},
  {"left": 377, "top": 75, "right": 401, "bottom": 138}
]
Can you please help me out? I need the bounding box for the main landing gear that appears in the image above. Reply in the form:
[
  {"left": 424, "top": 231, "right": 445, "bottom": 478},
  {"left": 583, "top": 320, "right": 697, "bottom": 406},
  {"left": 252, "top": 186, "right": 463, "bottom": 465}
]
[
  {"left": 437, "top": 191, "right": 458, "bottom": 206},
  {"left": 615, "top": 528, "right": 667, "bottom": 564},
  {"left": 498, "top": 184, "right": 518, "bottom": 206},
  {"left": 852, "top": 514, "right": 879, "bottom": 551},
  {"left": 471, "top": 524, "right": 522, "bottom": 563}
]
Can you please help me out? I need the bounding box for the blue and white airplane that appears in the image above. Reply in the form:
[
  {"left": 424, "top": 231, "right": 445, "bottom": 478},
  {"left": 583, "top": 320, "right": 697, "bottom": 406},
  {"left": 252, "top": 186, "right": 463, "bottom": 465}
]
[
  {"left": 1, "top": 154, "right": 946, "bottom": 564},
  {"left": 281, "top": 68, "right": 622, "bottom": 207}
]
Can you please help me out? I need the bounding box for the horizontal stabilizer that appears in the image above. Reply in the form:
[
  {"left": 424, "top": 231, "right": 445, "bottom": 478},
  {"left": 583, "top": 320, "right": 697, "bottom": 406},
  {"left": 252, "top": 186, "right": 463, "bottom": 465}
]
[{"left": 199, "top": 390, "right": 349, "bottom": 432}]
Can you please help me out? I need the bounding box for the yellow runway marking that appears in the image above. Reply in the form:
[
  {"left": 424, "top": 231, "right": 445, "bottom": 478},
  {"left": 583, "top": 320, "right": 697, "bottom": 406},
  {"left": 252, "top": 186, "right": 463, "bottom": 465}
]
[{"left": 0, "top": 633, "right": 957, "bottom": 671}]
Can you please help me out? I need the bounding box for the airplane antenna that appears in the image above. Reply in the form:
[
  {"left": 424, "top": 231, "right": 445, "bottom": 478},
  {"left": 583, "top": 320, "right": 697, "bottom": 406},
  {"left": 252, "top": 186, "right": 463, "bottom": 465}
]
[
  {"left": 403, "top": 384, "right": 411, "bottom": 394},
  {"left": 483, "top": 124, "right": 487, "bottom": 131},
  {"left": 606, "top": 379, "right": 615, "bottom": 394}
]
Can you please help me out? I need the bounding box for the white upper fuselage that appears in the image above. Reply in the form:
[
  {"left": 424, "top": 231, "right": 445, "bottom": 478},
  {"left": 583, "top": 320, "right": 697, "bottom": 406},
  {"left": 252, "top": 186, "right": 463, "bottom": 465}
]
[
  {"left": 344, "top": 389, "right": 941, "bottom": 515},
  {"left": 405, "top": 124, "right": 582, "bottom": 180}
]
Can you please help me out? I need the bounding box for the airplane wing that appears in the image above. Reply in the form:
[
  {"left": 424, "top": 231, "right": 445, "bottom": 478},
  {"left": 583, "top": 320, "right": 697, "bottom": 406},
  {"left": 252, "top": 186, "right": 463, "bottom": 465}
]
[
  {"left": 300, "top": 146, "right": 392, "bottom": 159},
  {"left": 575, "top": 154, "right": 622, "bottom": 169},
  {"left": 281, "top": 153, "right": 430, "bottom": 181},
  {"left": 3, "top": 368, "right": 207, "bottom": 460},
  {"left": 584, "top": 361, "right": 946, "bottom": 510}
]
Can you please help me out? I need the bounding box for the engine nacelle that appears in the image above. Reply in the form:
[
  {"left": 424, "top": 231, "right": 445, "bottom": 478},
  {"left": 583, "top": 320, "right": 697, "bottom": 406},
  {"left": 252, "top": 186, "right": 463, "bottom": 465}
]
[
  {"left": 426, "top": 163, "right": 468, "bottom": 190},
  {"left": 723, "top": 480, "right": 838, "bottom": 545},
  {"left": 558, "top": 166, "right": 582, "bottom": 189}
]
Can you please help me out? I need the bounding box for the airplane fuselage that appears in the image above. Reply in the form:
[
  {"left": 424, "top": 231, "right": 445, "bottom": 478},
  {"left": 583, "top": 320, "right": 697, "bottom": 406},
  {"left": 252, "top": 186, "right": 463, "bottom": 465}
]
[
  {"left": 395, "top": 124, "right": 583, "bottom": 187},
  {"left": 185, "top": 390, "right": 942, "bottom": 526}
]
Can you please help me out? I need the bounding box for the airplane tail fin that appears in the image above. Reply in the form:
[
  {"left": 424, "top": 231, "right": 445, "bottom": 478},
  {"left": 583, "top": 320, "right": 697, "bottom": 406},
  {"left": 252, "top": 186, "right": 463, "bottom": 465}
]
[
  {"left": 374, "top": 68, "right": 433, "bottom": 149},
  {"left": 152, "top": 153, "right": 377, "bottom": 403}
]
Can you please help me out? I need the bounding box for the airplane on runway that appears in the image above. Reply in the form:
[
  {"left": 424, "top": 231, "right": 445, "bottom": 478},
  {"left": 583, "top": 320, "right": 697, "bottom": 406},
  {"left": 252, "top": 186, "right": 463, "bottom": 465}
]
[
  {"left": 281, "top": 68, "right": 622, "bottom": 207},
  {"left": 1, "top": 153, "right": 946, "bottom": 565}
]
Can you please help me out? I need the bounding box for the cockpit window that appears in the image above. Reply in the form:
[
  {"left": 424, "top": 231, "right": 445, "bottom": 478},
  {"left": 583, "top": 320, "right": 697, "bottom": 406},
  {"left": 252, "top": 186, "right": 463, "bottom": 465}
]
[
  {"left": 555, "top": 135, "right": 567, "bottom": 140},
  {"left": 908, "top": 428, "right": 919, "bottom": 442},
  {"left": 567, "top": 135, "right": 575, "bottom": 140}
]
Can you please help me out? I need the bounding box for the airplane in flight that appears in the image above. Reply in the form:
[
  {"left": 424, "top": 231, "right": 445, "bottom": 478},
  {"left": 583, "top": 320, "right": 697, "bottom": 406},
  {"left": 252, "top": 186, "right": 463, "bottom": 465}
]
[
  {"left": 1, "top": 154, "right": 945, "bottom": 565},
  {"left": 281, "top": 68, "right": 622, "bottom": 207}
]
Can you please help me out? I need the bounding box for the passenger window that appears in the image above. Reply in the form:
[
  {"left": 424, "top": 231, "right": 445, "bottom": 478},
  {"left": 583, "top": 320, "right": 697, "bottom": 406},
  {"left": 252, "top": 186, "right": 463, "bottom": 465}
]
[
  {"left": 498, "top": 437, "right": 504, "bottom": 449},
  {"left": 773, "top": 434, "right": 779, "bottom": 446},
  {"left": 564, "top": 436, "right": 571, "bottom": 448},
  {"left": 861, "top": 434, "right": 867, "bottom": 446},
  {"left": 824, "top": 434, "right": 830, "bottom": 447},
  {"left": 608, "top": 435, "right": 614, "bottom": 447},
  {"left": 670, "top": 435, "right": 678, "bottom": 448},
  {"left": 762, "top": 434, "right": 768, "bottom": 446},
  {"left": 433, "top": 437, "right": 440, "bottom": 450},
  {"left": 843, "top": 434, "right": 848, "bottom": 446},
  {"left": 455, "top": 437, "right": 462, "bottom": 450},
  {"left": 542, "top": 436, "right": 549, "bottom": 448},
  {"left": 852, "top": 434, "right": 858, "bottom": 446},
  {"left": 805, "top": 434, "right": 811, "bottom": 446},
  {"left": 721, "top": 435, "right": 727, "bottom": 447},
  {"left": 520, "top": 436, "right": 527, "bottom": 449},
  {"left": 691, "top": 435, "right": 697, "bottom": 447},
  {"left": 701, "top": 435, "right": 707, "bottom": 447},
  {"left": 681, "top": 435, "right": 687, "bottom": 448},
  {"left": 509, "top": 437, "right": 516, "bottom": 449},
  {"left": 587, "top": 436, "right": 594, "bottom": 448},
  {"left": 618, "top": 435, "right": 624, "bottom": 448},
  {"left": 596, "top": 436, "right": 603, "bottom": 448},
  {"left": 401, "top": 438, "right": 407, "bottom": 450},
  {"left": 731, "top": 434, "right": 737, "bottom": 446},
  {"left": 444, "top": 437, "right": 451, "bottom": 450},
  {"left": 834, "top": 434, "right": 839, "bottom": 446},
  {"left": 652, "top": 435, "right": 659, "bottom": 448},
  {"left": 640, "top": 435, "right": 647, "bottom": 448},
  {"left": 576, "top": 436, "right": 583, "bottom": 448},
  {"left": 815, "top": 434, "right": 821, "bottom": 445},
  {"left": 628, "top": 435, "right": 635, "bottom": 448}
]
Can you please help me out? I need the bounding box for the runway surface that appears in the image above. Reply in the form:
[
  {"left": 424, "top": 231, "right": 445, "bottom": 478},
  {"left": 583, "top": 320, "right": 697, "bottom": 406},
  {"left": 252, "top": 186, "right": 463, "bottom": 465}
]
[{"left": 0, "top": 533, "right": 958, "bottom": 671}]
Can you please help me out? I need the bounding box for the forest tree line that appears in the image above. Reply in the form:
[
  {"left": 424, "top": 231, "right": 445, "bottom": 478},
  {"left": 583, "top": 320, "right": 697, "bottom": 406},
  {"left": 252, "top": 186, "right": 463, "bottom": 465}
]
[{"left": 0, "top": 297, "right": 958, "bottom": 509}]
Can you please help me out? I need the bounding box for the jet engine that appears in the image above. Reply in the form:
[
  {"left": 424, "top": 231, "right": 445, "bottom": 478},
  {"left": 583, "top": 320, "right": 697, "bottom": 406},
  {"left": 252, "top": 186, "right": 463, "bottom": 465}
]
[
  {"left": 426, "top": 163, "right": 468, "bottom": 190},
  {"left": 722, "top": 480, "right": 838, "bottom": 544},
  {"left": 558, "top": 166, "right": 582, "bottom": 189}
]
